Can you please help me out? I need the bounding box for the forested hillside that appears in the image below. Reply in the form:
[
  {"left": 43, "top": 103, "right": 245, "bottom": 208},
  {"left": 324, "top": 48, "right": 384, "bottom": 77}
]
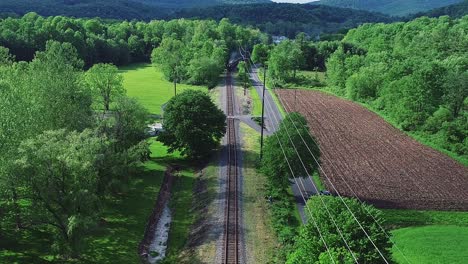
[
  {"left": 317, "top": 0, "right": 464, "bottom": 16},
  {"left": 411, "top": 0, "right": 468, "bottom": 18},
  {"left": 173, "top": 3, "right": 394, "bottom": 37},
  {"left": 0, "top": 0, "right": 270, "bottom": 20},
  {"left": 326, "top": 15, "right": 468, "bottom": 159}
]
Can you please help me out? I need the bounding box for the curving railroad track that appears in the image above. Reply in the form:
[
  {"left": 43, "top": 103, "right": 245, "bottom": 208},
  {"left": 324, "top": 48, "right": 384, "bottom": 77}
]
[{"left": 222, "top": 71, "right": 239, "bottom": 264}]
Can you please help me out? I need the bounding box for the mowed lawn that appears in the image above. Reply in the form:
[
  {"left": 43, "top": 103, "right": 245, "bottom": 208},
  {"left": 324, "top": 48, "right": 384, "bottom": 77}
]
[
  {"left": 392, "top": 226, "right": 468, "bottom": 264},
  {"left": 383, "top": 209, "right": 468, "bottom": 264},
  {"left": 120, "top": 63, "right": 205, "bottom": 115}
]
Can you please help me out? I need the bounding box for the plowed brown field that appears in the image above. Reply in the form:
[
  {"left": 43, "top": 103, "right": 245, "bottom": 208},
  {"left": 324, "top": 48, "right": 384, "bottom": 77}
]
[{"left": 277, "top": 89, "right": 468, "bottom": 210}]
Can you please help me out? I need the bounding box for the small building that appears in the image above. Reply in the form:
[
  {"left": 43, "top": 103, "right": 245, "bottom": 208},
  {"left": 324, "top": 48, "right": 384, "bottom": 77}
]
[
  {"left": 147, "top": 123, "right": 163, "bottom": 136},
  {"left": 272, "top": 36, "right": 288, "bottom": 44}
]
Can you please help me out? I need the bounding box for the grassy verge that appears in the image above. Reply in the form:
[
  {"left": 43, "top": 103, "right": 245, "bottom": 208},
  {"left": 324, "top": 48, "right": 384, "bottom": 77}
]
[
  {"left": 257, "top": 68, "right": 286, "bottom": 117},
  {"left": 240, "top": 123, "right": 279, "bottom": 263},
  {"left": 248, "top": 85, "right": 262, "bottom": 116},
  {"left": 382, "top": 209, "right": 468, "bottom": 229},
  {"left": 120, "top": 63, "right": 205, "bottom": 115},
  {"left": 311, "top": 171, "right": 325, "bottom": 191}
]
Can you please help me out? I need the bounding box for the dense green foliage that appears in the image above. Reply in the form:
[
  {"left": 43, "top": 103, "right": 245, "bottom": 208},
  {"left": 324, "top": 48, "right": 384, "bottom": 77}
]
[
  {"left": 318, "top": 0, "right": 463, "bottom": 16},
  {"left": 266, "top": 38, "right": 347, "bottom": 86},
  {"left": 174, "top": 3, "right": 393, "bottom": 37},
  {"left": 287, "top": 196, "right": 391, "bottom": 264},
  {"left": 326, "top": 16, "right": 468, "bottom": 159},
  {"left": 260, "top": 113, "right": 319, "bottom": 261},
  {"left": 85, "top": 63, "right": 125, "bottom": 111},
  {"left": 158, "top": 90, "right": 226, "bottom": 159},
  {"left": 0, "top": 42, "right": 149, "bottom": 258},
  {"left": 0, "top": 13, "right": 264, "bottom": 68}
]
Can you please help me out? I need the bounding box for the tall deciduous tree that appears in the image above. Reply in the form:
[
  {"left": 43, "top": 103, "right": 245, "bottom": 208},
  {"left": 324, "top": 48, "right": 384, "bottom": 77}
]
[
  {"left": 151, "top": 37, "right": 185, "bottom": 82},
  {"left": 262, "top": 113, "right": 319, "bottom": 188},
  {"left": 158, "top": 90, "right": 226, "bottom": 159},
  {"left": 251, "top": 43, "right": 269, "bottom": 65},
  {"left": 237, "top": 61, "right": 250, "bottom": 94},
  {"left": 85, "top": 63, "right": 125, "bottom": 111},
  {"left": 14, "top": 129, "right": 104, "bottom": 257}
]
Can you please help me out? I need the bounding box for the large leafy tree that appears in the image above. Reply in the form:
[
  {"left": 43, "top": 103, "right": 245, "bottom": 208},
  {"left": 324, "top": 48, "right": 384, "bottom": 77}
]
[
  {"left": 251, "top": 43, "right": 269, "bottom": 65},
  {"left": 85, "top": 63, "right": 125, "bottom": 111},
  {"left": 287, "top": 196, "right": 391, "bottom": 264},
  {"left": 237, "top": 61, "right": 250, "bottom": 94},
  {"left": 151, "top": 37, "right": 185, "bottom": 82},
  {"left": 267, "top": 40, "right": 304, "bottom": 85},
  {"left": 159, "top": 90, "right": 226, "bottom": 159},
  {"left": 13, "top": 129, "right": 104, "bottom": 257},
  {"left": 262, "top": 112, "right": 320, "bottom": 188}
]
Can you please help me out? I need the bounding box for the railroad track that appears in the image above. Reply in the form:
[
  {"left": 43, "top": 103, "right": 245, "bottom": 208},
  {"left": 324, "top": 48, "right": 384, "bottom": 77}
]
[{"left": 222, "top": 71, "right": 239, "bottom": 264}]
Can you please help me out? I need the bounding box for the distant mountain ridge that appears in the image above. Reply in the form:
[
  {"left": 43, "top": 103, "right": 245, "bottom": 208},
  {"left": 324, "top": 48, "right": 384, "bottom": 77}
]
[
  {"left": 316, "top": 0, "right": 464, "bottom": 16},
  {"left": 134, "top": 0, "right": 271, "bottom": 8},
  {"left": 411, "top": 0, "right": 468, "bottom": 18},
  {"left": 0, "top": 0, "right": 272, "bottom": 20}
]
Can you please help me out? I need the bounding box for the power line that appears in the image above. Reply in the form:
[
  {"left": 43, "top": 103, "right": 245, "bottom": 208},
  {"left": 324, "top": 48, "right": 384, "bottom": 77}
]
[
  {"left": 279, "top": 94, "right": 412, "bottom": 264},
  {"left": 240, "top": 49, "right": 361, "bottom": 263},
  {"left": 275, "top": 95, "right": 390, "bottom": 264},
  {"left": 243, "top": 51, "right": 394, "bottom": 264}
]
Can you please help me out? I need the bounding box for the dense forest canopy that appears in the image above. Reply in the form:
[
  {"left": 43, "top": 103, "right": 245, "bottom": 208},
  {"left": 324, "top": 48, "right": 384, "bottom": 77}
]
[
  {"left": 317, "top": 0, "right": 464, "bottom": 16},
  {"left": 173, "top": 3, "right": 394, "bottom": 37},
  {"left": 0, "top": 0, "right": 269, "bottom": 20},
  {"left": 325, "top": 15, "right": 468, "bottom": 158},
  {"left": 0, "top": 13, "right": 265, "bottom": 71}
]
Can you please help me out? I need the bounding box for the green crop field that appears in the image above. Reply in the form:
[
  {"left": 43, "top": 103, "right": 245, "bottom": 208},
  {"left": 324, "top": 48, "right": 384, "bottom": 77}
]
[{"left": 120, "top": 63, "right": 206, "bottom": 115}]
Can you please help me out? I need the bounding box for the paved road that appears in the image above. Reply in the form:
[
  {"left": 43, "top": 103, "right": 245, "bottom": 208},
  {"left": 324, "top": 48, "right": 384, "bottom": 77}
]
[{"left": 249, "top": 66, "right": 317, "bottom": 224}]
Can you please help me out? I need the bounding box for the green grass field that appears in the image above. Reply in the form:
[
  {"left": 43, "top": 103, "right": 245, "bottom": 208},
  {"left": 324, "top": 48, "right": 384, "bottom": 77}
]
[
  {"left": 391, "top": 226, "right": 468, "bottom": 264},
  {"left": 382, "top": 209, "right": 468, "bottom": 264},
  {"left": 120, "top": 63, "right": 206, "bottom": 115}
]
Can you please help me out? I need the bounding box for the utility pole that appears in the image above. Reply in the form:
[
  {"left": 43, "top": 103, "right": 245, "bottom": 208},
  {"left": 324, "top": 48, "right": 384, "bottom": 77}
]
[{"left": 260, "top": 66, "right": 267, "bottom": 160}]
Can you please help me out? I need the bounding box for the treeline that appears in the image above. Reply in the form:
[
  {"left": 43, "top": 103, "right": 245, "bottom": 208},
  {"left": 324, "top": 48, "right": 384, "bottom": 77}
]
[
  {"left": 0, "top": 13, "right": 264, "bottom": 70},
  {"left": 0, "top": 42, "right": 150, "bottom": 258},
  {"left": 326, "top": 15, "right": 468, "bottom": 158},
  {"left": 253, "top": 34, "right": 346, "bottom": 87},
  {"left": 173, "top": 3, "right": 394, "bottom": 38},
  {"left": 150, "top": 18, "right": 264, "bottom": 88}
]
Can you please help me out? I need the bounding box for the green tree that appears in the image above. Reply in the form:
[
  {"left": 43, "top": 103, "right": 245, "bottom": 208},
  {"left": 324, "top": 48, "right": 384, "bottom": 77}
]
[
  {"left": 85, "top": 63, "right": 125, "bottom": 111},
  {"left": 158, "top": 90, "right": 226, "bottom": 159},
  {"left": 151, "top": 37, "right": 185, "bottom": 82},
  {"left": 262, "top": 113, "right": 319, "bottom": 188},
  {"left": 287, "top": 196, "right": 391, "bottom": 264},
  {"left": 237, "top": 61, "right": 250, "bottom": 94},
  {"left": 251, "top": 43, "right": 269, "bottom": 65},
  {"left": 13, "top": 129, "right": 104, "bottom": 257},
  {"left": 0, "top": 46, "right": 14, "bottom": 66},
  {"left": 268, "top": 40, "right": 304, "bottom": 85}
]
